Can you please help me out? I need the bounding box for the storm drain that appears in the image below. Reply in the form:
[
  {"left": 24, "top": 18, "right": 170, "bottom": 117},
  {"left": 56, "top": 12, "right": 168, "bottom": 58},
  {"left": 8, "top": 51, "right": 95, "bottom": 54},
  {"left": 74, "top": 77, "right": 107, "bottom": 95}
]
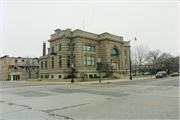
[{"left": 13, "top": 91, "right": 52, "bottom": 97}]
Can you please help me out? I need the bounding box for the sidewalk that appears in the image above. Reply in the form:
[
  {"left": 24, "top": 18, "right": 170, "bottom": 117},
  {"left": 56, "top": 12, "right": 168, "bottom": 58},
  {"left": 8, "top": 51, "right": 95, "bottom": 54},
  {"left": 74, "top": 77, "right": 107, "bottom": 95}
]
[{"left": 77, "top": 76, "right": 156, "bottom": 84}]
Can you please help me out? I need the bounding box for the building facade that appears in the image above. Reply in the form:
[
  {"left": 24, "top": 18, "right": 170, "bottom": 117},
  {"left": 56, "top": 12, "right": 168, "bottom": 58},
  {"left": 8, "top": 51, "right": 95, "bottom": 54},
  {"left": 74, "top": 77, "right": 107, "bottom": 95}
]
[
  {"left": 39, "top": 28, "right": 130, "bottom": 79},
  {"left": 0, "top": 55, "right": 39, "bottom": 81}
]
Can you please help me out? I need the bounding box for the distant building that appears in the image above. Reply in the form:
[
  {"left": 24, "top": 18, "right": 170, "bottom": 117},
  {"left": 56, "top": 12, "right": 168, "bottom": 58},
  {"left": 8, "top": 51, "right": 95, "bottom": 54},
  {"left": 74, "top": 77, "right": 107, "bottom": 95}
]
[
  {"left": 39, "top": 28, "right": 130, "bottom": 79},
  {"left": 0, "top": 55, "right": 39, "bottom": 81}
]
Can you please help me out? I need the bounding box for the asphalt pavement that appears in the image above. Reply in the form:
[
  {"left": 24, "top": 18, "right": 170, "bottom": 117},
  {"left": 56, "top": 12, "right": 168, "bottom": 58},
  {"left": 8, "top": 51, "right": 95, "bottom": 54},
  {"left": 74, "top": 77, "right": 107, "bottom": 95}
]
[{"left": 0, "top": 76, "right": 179, "bottom": 119}]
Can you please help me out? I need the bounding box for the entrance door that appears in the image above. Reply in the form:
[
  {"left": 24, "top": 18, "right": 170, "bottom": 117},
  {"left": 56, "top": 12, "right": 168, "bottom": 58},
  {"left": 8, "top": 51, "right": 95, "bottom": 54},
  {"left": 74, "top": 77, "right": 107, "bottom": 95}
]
[{"left": 113, "top": 63, "right": 117, "bottom": 70}]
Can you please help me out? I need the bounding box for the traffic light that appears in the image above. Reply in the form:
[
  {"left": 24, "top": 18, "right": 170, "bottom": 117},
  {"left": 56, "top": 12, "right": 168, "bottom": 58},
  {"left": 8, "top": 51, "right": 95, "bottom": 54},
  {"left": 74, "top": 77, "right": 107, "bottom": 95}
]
[
  {"left": 97, "top": 63, "right": 99, "bottom": 68},
  {"left": 99, "top": 63, "right": 103, "bottom": 68},
  {"left": 72, "top": 68, "right": 75, "bottom": 73},
  {"left": 97, "top": 62, "right": 103, "bottom": 68}
]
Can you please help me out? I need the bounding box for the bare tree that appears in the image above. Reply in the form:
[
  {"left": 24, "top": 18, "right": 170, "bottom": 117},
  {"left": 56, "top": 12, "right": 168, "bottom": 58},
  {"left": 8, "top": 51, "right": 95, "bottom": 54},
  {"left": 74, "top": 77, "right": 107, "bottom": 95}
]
[
  {"left": 147, "top": 49, "right": 161, "bottom": 63},
  {"left": 131, "top": 45, "right": 149, "bottom": 73},
  {"left": 102, "top": 63, "right": 111, "bottom": 77},
  {"left": 156, "top": 52, "right": 174, "bottom": 74},
  {"left": 172, "top": 56, "right": 179, "bottom": 68}
]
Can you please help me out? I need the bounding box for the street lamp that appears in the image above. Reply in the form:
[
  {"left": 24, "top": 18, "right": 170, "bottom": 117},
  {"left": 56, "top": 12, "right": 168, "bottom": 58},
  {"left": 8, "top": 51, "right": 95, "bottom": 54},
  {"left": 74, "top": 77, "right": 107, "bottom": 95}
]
[
  {"left": 128, "top": 37, "right": 137, "bottom": 80},
  {"left": 63, "top": 33, "right": 74, "bottom": 83}
]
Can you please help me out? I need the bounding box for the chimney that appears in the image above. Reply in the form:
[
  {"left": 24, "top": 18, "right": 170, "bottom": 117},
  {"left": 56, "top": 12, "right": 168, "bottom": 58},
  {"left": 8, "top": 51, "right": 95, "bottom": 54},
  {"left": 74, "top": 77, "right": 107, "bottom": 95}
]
[{"left": 43, "top": 41, "right": 46, "bottom": 56}]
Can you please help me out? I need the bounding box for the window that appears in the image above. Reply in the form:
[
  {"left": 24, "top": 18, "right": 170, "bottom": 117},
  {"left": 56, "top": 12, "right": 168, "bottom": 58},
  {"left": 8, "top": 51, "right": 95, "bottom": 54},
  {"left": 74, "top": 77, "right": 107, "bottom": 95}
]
[
  {"left": 15, "top": 60, "right": 17, "bottom": 63},
  {"left": 4, "top": 60, "right": 6, "bottom": 64},
  {"left": 73, "top": 44, "right": 75, "bottom": 50},
  {"left": 84, "top": 55, "right": 87, "bottom": 66},
  {"left": 51, "top": 75, "right": 53, "bottom": 78},
  {"left": 59, "top": 44, "right": 61, "bottom": 51},
  {"left": 52, "top": 57, "right": 54, "bottom": 68},
  {"left": 92, "top": 46, "right": 95, "bottom": 52},
  {"left": 59, "top": 56, "right": 61, "bottom": 67},
  {"left": 92, "top": 56, "right": 95, "bottom": 66},
  {"left": 125, "top": 59, "right": 127, "bottom": 65},
  {"left": 45, "top": 75, "right": 49, "bottom": 78},
  {"left": 41, "top": 75, "right": 43, "bottom": 78},
  {"left": 124, "top": 51, "right": 126, "bottom": 56},
  {"left": 22, "top": 59, "right": 24, "bottom": 62},
  {"left": 59, "top": 75, "right": 61, "bottom": 78},
  {"left": 9, "top": 60, "right": 11, "bottom": 63},
  {"left": 67, "top": 44, "right": 70, "bottom": 50},
  {"left": 87, "top": 56, "right": 91, "bottom": 66},
  {"left": 52, "top": 46, "right": 54, "bottom": 52},
  {"left": 41, "top": 62, "right": 43, "bottom": 69},
  {"left": 84, "top": 45, "right": 86, "bottom": 51},
  {"left": 111, "top": 49, "right": 118, "bottom": 56},
  {"left": 67, "top": 56, "right": 70, "bottom": 67},
  {"left": 87, "top": 46, "right": 91, "bottom": 51},
  {"left": 45, "top": 61, "right": 47, "bottom": 69}
]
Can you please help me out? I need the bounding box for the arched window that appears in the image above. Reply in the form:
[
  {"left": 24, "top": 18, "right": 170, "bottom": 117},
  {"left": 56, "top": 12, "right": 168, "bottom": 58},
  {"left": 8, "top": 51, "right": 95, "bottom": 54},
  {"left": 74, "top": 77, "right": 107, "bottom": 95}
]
[{"left": 111, "top": 49, "right": 118, "bottom": 56}]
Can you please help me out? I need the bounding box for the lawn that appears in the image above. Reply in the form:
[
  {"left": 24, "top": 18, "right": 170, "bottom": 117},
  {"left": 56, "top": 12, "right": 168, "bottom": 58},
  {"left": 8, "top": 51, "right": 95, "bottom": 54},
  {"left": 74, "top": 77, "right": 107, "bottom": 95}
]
[{"left": 25, "top": 77, "right": 119, "bottom": 82}]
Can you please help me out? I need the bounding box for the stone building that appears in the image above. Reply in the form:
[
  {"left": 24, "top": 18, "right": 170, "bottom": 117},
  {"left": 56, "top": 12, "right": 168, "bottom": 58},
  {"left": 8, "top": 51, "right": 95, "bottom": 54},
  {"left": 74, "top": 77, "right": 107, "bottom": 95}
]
[
  {"left": 39, "top": 28, "right": 130, "bottom": 79},
  {"left": 0, "top": 55, "right": 39, "bottom": 81}
]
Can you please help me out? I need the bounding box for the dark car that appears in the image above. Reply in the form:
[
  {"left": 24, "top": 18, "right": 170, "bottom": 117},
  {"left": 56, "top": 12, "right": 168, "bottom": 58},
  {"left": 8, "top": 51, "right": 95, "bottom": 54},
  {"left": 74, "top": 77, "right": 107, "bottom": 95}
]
[
  {"left": 144, "top": 72, "right": 151, "bottom": 75},
  {"left": 171, "top": 72, "right": 179, "bottom": 77},
  {"left": 156, "top": 71, "right": 167, "bottom": 78}
]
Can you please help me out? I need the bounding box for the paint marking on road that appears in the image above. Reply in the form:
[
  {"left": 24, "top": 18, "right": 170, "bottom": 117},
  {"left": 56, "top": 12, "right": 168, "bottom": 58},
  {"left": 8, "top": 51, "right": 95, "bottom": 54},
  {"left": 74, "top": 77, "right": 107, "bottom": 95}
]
[{"left": 145, "top": 102, "right": 155, "bottom": 106}]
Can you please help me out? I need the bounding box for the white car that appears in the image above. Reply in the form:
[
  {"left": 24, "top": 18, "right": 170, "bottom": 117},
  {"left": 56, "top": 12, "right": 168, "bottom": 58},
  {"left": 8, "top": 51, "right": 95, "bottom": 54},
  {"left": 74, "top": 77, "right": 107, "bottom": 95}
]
[{"left": 144, "top": 72, "right": 151, "bottom": 75}]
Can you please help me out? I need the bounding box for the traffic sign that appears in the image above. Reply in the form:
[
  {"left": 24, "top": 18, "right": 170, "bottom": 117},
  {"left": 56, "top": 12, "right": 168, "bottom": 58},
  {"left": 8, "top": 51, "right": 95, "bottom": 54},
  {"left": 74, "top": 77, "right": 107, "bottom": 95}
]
[{"left": 72, "top": 63, "right": 74, "bottom": 68}]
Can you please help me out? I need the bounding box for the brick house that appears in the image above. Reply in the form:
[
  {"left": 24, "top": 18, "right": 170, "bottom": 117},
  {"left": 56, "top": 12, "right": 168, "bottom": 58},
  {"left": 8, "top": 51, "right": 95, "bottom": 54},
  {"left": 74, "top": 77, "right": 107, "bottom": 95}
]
[{"left": 0, "top": 55, "right": 39, "bottom": 81}]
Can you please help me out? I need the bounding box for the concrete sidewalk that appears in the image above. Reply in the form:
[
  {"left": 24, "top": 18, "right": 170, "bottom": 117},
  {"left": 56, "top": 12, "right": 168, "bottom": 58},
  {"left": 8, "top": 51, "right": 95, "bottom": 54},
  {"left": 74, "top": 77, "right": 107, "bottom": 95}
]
[{"left": 76, "top": 76, "right": 156, "bottom": 84}]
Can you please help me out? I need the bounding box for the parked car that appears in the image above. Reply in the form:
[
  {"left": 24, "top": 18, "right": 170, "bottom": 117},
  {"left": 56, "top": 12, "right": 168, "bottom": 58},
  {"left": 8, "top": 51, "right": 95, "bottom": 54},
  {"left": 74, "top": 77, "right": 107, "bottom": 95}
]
[
  {"left": 144, "top": 72, "right": 151, "bottom": 75},
  {"left": 156, "top": 71, "right": 167, "bottom": 78},
  {"left": 171, "top": 72, "right": 179, "bottom": 77}
]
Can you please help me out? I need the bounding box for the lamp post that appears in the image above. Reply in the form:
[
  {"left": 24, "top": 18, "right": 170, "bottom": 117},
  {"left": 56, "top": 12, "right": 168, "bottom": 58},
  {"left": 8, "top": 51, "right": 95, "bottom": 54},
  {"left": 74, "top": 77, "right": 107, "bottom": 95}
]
[
  {"left": 63, "top": 33, "right": 74, "bottom": 83},
  {"left": 128, "top": 37, "right": 137, "bottom": 80}
]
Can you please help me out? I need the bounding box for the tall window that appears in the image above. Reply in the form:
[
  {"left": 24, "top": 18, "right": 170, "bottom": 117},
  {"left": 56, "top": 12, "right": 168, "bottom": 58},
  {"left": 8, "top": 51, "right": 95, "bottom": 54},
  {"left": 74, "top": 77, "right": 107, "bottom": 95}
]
[
  {"left": 45, "top": 61, "right": 47, "bottom": 69},
  {"left": 124, "top": 51, "right": 126, "bottom": 56},
  {"left": 84, "top": 55, "right": 87, "bottom": 66},
  {"left": 87, "top": 56, "right": 91, "bottom": 66},
  {"left": 73, "top": 44, "right": 75, "bottom": 50},
  {"left": 125, "top": 59, "right": 127, "bottom": 65},
  {"left": 52, "top": 46, "right": 54, "bottom": 52},
  {"left": 92, "top": 46, "right": 95, "bottom": 52},
  {"left": 59, "top": 44, "right": 61, "bottom": 51},
  {"left": 52, "top": 57, "right": 54, "bottom": 68},
  {"left": 87, "top": 46, "right": 91, "bottom": 51},
  {"left": 111, "top": 49, "right": 118, "bottom": 56},
  {"left": 41, "top": 62, "right": 43, "bottom": 69},
  {"left": 15, "top": 60, "right": 17, "bottom": 63},
  {"left": 92, "top": 56, "right": 95, "bottom": 66},
  {"left": 59, "top": 56, "right": 61, "bottom": 67},
  {"left": 67, "top": 44, "right": 70, "bottom": 50},
  {"left": 84, "top": 45, "right": 86, "bottom": 51},
  {"left": 67, "top": 56, "right": 70, "bottom": 67}
]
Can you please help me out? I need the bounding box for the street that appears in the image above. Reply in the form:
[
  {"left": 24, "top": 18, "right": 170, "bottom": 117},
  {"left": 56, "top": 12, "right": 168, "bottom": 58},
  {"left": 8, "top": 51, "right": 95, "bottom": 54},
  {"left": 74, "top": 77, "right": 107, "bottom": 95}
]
[{"left": 0, "top": 77, "right": 179, "bottom": 119}]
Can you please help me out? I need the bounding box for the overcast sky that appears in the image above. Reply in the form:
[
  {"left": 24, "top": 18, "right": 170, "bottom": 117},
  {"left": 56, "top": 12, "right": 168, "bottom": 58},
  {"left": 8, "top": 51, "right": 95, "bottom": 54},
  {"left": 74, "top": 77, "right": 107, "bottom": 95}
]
[{"left": 0, "top": 0, "right": 179, "bottom": 58}]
